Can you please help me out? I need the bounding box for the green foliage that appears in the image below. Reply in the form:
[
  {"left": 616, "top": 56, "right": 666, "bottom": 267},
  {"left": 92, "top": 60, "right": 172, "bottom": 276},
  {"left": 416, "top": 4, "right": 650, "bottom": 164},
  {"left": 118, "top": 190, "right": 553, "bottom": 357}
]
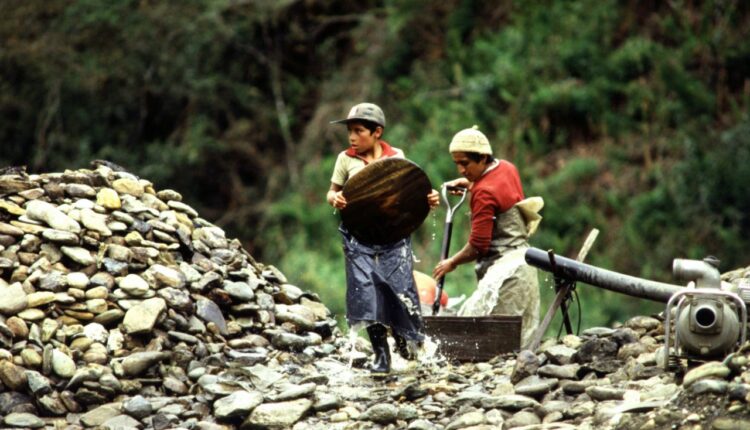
[{"left": 2, "top": 0, "right": 750, "bottom": 335}]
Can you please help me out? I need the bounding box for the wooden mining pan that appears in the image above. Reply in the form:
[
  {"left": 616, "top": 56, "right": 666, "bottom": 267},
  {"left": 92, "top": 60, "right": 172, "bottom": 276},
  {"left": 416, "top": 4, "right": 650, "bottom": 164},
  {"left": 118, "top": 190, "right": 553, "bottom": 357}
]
[{"left": 422, "top": 315, "right": 522, "bottom": 362}]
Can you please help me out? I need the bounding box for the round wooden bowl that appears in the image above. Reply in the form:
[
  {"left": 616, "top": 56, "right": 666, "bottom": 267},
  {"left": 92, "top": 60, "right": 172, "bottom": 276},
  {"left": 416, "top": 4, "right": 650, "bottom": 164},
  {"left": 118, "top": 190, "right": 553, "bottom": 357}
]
[{"left": 341, "top": 158, "right": 431, "bottom": 245}]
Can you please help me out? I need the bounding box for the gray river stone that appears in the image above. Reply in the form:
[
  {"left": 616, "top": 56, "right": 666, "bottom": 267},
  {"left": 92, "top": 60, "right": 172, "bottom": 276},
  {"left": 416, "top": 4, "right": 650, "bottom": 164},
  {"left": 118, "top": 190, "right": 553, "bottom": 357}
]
[
  {"left": 64, "top": 183, "right": 97, "bottom": 198},
  {"left": 581, "top": 327, "right": 616, "bottom": 337},
  {"left": 275, "top": 305, "right": 316, "bottom": 331},
  {"left": 196, "top": 298, "right": 227, "bottom": 334},
  {"left": 690, "top": 379, "right": 728, "bottom": 395},
  {"left": 193, "top": 226, "right": 226, "bottom": 248},
  {"left": 41, "top": 229, "right": 79, "bottom": 245},
  {"left": 145, "top": 264, "right": 185, "bottom": 289},
  {"left": 624, "top": 315, "right": 661, "bottom": 331},
  {"left": 514, "top": 374, "right": 558, "bottom": 397},
  {"left": 242, "top": 398, "right": 313, "bottom": 429},
  {"left": 224, "top": 281, "right": 255, "bottom": 302},
  {"left": 51, "top": 349, "right": 76, "bottom": 378},
  {"left": 538, "top": 363, "right": 581, "bottom": 380},
  {"left": 0, "top": 283, "right": 28, "bottom": 315},
  {"left": 359, "top": 402, "right": 399, "bottom": 425},
  {"left": 453, "top": 391, "right": 490, "bottom": 407},
  {"left": 123, "top": 394, "right": 152, "bottom": 419},
  {"left": 81, "top": 404, "right": 122, "bottom": 427},
  {"left": 158, "top": 287, "right": 193, "bottom": 312},
  {"left": 25, "top": 370, "right": 51, "bottom": 396},
  {"left": 313, "top": 392, "right": 342, "bottom": 412},
  {"left": 102, "top": 414, "right": 142, "bottom": 430},
  {"left": 271, "top": 331, "right": 322, "bottom": 351},
  {"left": 544, "top": 344, "right": 577, "bottom": 364},
  {"left": 213, "top": 390, "right": 264, "bottom": 419},
  {"left": 506, "top": 410, "right": 541, "bottom": 428},
  {"left": 586, "top": 385, "right": 626, "bottom": 401},
  {"left": 446, "top": 410, "right": 486, "bottom": 430},
  {"left": 511, "top": 349, "right": 540, "bottom": 384},
  {"left": 481, "top": 394, "right": 540, "bottom": 411},
  {"left": 683, "top": 361, "right": 730, "bottom": 387},
  {"left": 121, "top": 351, "right": 171, "bottom": 377},
  {"left": 243, "top": 364, "right": 284, "bottom": 389},
  {"left": 270, "top": 382, "right": 317, "bottom": 402},
  {"left": 118, "top": 274, "right": 150, "bottom": 297},
  {"left": 25, "top": 200, "right": 81, "bottom": 233},
  {"left": 80, "top": 208, "right": 111, "bottom": 236},
  {"left": 3, "top": 412, "right": 45, "bottom": 428},
  {"left": 61, "top": 246, "right": 96, "bottom": 266},
  {"left": 123, "top": 297, "right": 166, "bottom": 334}
]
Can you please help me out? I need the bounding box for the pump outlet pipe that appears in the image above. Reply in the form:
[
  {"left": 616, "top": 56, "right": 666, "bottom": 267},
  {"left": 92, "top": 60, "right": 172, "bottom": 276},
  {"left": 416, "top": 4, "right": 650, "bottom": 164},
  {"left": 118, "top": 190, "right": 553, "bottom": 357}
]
[{"left": 525, "top": 247, "right": 684, "bottom": 303}]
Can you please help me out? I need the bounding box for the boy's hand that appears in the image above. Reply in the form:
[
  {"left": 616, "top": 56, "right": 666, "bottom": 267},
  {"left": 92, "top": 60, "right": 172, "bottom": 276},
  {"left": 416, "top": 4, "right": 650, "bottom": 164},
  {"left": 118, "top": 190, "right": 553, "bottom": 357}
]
[
  {"left": 427, "top": 189, "right": 440, "bottom": 209},
  {"left": 331, "top": 191, "right": 347, "bottom": 209}
]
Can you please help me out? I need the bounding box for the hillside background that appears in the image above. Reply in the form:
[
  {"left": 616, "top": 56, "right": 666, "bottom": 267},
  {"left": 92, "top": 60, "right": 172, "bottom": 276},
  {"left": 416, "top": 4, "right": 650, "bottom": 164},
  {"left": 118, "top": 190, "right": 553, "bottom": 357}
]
[{"left": 2, "top": 0, "right": 749, "bottom": 334}]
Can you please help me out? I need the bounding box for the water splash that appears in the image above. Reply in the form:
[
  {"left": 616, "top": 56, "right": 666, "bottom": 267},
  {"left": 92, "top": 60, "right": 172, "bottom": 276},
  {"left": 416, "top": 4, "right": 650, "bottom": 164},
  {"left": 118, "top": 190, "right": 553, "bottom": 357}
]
[
  {"left": 397, "top": 293, "right": 420, "bottom": 316},
  {"left": 416, "top": 334, "right": 447, "bottom": 369},
  {"left": 345, "top": 324, "right": 364, "bottom": 369}
]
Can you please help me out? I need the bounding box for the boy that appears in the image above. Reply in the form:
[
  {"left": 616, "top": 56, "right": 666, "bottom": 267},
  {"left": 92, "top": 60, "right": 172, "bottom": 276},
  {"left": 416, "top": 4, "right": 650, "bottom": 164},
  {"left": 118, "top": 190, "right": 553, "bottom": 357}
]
[{"left": 328, "top": 102, "right": 439, "bottom": 373}]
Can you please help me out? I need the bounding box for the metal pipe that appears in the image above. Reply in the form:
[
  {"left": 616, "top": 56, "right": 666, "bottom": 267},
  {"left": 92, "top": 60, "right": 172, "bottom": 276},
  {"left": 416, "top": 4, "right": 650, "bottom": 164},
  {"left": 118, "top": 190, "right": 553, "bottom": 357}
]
[
  {"left": 673, "top": 259, "right": 721, "bottom": 289},
  {"left": 525, "top": 247, "right": 683, "bottom": 303}
]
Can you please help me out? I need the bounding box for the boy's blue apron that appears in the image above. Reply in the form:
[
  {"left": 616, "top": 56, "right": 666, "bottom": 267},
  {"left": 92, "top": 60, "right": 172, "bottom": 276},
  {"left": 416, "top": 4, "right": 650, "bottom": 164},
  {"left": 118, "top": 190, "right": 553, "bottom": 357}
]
[{"left": 340, "top": 225, "right": 425, "bottom": 342}]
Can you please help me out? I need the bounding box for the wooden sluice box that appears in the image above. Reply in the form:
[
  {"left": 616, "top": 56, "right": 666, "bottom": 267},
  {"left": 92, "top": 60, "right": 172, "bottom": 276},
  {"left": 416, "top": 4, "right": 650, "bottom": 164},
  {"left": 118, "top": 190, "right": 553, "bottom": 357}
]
[{"left": 422, "top": 315, "right": 522, "bottom": 362}]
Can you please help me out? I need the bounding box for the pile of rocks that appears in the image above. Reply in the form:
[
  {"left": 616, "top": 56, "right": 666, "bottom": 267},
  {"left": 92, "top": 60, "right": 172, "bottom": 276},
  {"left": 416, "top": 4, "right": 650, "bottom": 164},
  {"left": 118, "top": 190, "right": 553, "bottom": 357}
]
[
  {"left": 0, "top": 166, "right": 337, "bottom": 429},
  {"left": 1, "top": 165, "right": 749, "bottom": 430}
]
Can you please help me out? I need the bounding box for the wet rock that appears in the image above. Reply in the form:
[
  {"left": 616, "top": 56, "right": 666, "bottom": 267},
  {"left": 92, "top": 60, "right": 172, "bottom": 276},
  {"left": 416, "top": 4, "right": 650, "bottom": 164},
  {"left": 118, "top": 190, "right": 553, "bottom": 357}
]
[
  {"left": 543, "top": 344, "right": 577, "bottom": 364},
  {"left": 80, "top": 404, "right": 121, "bottom": 427},
  {"left": 506, "top": 410, "right": 541, "bottom": 428},
  {"left": 3, "top": 412, "right": 45, "bottom": 428},
  {"left": 514, "top": 374, "right": 558, "bottom": 397},
  {"left": 359, "top": 403, "right": 399, "bottom": 425},
  {"left": 683, "top": 362, "right": 730, "bottom": 387},
  {"left": 102, "top": 414, "right": 142, "bottom": 430},
  {"left": 511, "top": 349, "right": 540, "bottom": 384},
  {"left": 446, "top": 410, "right": 486, "bottom": 429},
  {"left": 241, "top": 398, "right": 312, "bottom": 429},
  {"left": 213, "top": 391, "right": 264, "bottom": 419}
]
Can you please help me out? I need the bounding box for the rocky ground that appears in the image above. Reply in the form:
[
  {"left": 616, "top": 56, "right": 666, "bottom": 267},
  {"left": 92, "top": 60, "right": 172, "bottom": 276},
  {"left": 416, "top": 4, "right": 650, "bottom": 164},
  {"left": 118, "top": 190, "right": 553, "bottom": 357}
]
[{"left": 0, "top": 165, "right": 749, "bottom": 429}]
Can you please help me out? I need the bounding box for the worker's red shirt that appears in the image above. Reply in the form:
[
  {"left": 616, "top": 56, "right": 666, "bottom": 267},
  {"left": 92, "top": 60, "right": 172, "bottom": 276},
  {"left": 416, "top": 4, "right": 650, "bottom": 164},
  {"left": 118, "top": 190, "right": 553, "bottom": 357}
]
[{"left": 469, "top": 160, "right": 525, "bottom": 254}]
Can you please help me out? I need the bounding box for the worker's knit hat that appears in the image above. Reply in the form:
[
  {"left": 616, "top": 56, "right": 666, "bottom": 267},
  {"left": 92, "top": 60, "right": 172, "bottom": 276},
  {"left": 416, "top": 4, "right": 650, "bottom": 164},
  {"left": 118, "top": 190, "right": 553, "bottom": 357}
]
[{"left": 449, "top": 125, "right": 492, "bottom": 155}]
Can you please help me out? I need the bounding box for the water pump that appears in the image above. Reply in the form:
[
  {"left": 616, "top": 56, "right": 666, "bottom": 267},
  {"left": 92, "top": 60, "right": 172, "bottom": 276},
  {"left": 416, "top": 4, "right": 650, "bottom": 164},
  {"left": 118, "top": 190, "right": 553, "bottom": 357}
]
[
  {"left": 523, "top": 248, "right": 749, "bottom": 369},
  {"left": 664, "top": 257, "right": 747, "bottom": 368}
]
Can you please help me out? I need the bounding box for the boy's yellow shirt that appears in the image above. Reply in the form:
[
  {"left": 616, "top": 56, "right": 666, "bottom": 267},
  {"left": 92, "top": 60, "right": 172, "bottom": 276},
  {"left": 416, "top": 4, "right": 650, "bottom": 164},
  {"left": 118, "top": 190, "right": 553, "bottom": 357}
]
[{"left": 330, "top": 141, "right": 404, "bottom": 186}]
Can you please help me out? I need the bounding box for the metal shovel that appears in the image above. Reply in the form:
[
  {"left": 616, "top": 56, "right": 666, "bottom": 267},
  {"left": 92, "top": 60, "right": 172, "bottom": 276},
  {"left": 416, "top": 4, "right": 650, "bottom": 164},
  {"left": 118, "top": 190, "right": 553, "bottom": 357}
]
[{"left": 432, "top": 184, "right": 468, "bottom": 315}]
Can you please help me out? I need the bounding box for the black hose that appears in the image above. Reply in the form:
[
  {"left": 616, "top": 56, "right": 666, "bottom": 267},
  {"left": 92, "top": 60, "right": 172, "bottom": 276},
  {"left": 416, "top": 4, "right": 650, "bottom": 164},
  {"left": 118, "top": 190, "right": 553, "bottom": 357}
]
[{"left": 525, "top": 247, "right": 683, "bottom": 303}]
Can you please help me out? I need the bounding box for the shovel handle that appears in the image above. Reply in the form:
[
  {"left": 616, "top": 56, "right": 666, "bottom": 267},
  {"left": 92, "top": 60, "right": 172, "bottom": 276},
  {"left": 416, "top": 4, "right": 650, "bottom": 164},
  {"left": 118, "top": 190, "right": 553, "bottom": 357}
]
[{"left": 432, "top": 184, "right": 467, "bottom": 315}]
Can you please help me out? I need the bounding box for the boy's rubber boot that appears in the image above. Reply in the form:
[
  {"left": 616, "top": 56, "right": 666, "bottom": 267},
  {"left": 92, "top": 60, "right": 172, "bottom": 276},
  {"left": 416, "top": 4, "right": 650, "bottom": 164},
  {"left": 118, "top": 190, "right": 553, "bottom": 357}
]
[
  {"left": 367, "top": 324, "right": 391, "bottom": 373},
  {"left": 393, "top": 332, "right": 414, "bottom": 360}
]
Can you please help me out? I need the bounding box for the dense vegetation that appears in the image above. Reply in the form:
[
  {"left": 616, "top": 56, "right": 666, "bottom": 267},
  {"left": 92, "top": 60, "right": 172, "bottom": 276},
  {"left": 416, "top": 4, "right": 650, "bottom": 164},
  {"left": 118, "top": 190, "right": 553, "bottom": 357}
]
[{"left": 3, "top": 0, "right": 750, "bottom": 334}]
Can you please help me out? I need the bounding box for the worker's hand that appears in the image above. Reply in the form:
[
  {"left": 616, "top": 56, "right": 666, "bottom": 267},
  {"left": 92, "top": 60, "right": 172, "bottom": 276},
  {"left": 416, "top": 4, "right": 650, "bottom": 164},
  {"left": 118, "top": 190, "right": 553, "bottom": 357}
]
[
  {"left": 427, "top": 189, "right": 440, "bottom": 209},
  {"left": 433, "top": 258, "right": 457, "bottom": 280},
  {"left": 444, "top": 178, "right": 470, "bottom": 194},
  {"left": 330, "top": 191, "right": 347, "bottom": 209}
]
